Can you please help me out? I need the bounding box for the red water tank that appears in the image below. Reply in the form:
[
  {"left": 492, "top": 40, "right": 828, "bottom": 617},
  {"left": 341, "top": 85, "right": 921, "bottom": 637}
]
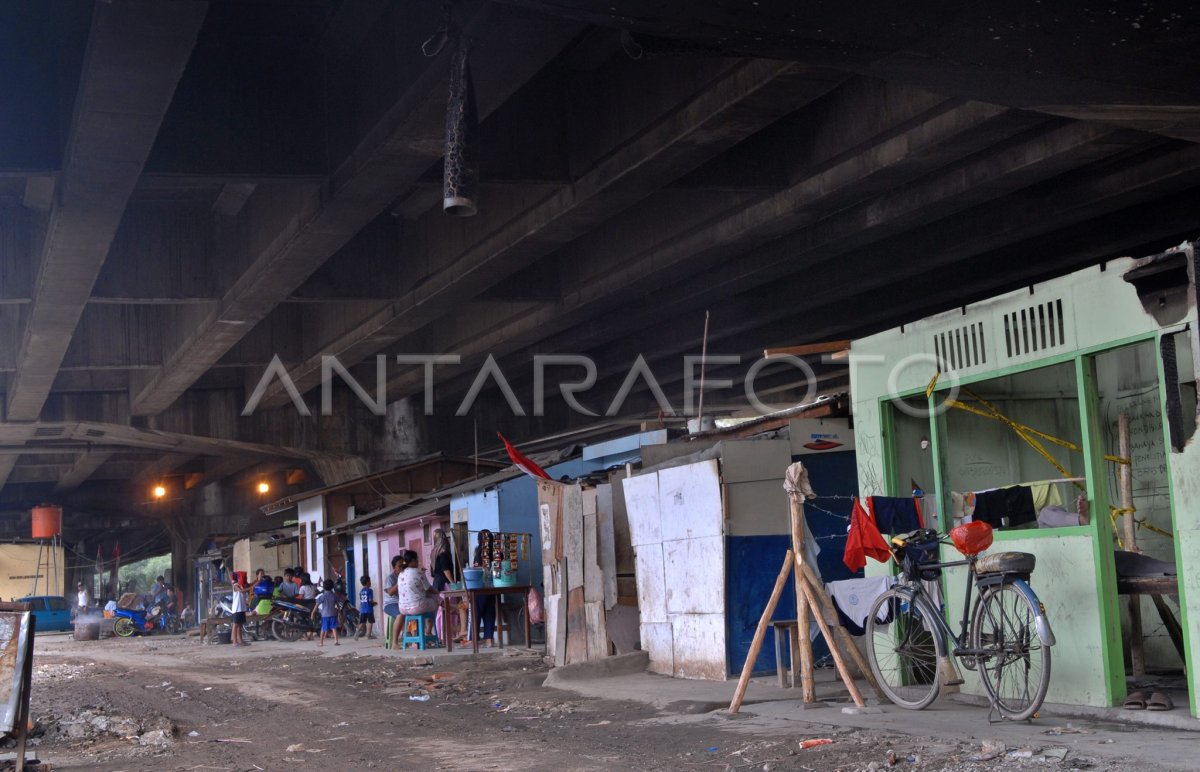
[{"left": 31, "top": 504, "right": 62, "bottom": 539}]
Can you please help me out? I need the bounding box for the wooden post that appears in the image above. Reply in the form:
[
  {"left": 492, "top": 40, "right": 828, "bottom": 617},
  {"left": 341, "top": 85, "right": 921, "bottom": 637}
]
[
  {"left": 800, "top": 561, "right": 885, "bottom": 699},
  {"left": 1119, "top": 412, "right": 1146, "bottom": 676},
  {"left": 1119, "top": 413, "right": 1136, "bottom": 551},
  {"left": 795, "top": 563, "right": 867, "bottom": 708},
  {"left": 729, "top": 550, "right": 793, "bottom": 714},
  {"left": 788, "top": 492, "right": 816, "bottom": 702}
]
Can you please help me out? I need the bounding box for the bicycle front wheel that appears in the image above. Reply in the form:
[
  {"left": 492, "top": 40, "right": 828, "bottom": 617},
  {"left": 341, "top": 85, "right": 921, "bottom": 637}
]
[
  {"left": 970, "top": 583, "right": 1051, "bottom": 721},
  {"left": 866, "top": 589, "right": 942, "bottom": 710}
]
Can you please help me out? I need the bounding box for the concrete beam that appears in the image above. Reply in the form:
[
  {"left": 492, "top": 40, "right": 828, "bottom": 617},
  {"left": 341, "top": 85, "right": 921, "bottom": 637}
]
[
  {"left": 5, "top": 0, "right": 208, "bottom": 422},
  {"left": 129, "top": 6, "right": 583, "bottom": 416},
  {"left": 256, "top": 58, "right": 848, "bottom": 408},
  {"left": 389, "top": 91, "right": 1020, "bottom": 399},
  {"left": 21, "top": 176, "right": 55, "bottom": 212},
  {"left": 53, "top": 451, "right": 114, "bottom": 493}
]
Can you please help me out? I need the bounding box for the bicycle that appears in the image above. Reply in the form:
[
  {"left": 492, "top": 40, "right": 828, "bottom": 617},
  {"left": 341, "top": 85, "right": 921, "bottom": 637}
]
[{"left": 864, "top": 522, "right": 1055, "bottom": 721}]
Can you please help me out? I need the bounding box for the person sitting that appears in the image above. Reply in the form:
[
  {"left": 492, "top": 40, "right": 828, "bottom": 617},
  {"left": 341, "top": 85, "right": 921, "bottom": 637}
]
[
  {"left": 391, "top": 550, "right": 441, "bottom": 649},
  {"left": 278, "top": 568, "right": 298, "bottom": 600}
]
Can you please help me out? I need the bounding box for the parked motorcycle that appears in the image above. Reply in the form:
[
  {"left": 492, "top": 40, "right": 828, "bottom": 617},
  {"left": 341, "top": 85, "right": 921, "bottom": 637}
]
[
  {"left": 269, "top": 599, "right": 320, "bottom": 642},
  {"left": 113, "top": 602, "right": 183, "bottom": 637}
]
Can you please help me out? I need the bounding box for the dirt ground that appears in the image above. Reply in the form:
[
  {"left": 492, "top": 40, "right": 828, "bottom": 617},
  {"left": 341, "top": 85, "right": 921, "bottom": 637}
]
[{"left": 8, "top": 633, "right": 1186, "bottom": 771}]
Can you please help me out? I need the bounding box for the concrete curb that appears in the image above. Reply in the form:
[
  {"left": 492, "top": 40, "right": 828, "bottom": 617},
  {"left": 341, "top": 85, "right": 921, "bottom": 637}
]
[
  {"left": 951, "top": 693, "right": 1200, "bottom": 732},
  {"left": 544, "top": 651, "right": 650, "bottom": 686}
]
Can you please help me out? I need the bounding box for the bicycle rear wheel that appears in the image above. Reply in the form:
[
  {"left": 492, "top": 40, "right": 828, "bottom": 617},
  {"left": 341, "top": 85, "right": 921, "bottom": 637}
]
[
  {"left": 866, "top": 589, "right": 942, "bottom": 710},
  {"left": 970, "top": 583, "right": 1051, "bottom": 721}
]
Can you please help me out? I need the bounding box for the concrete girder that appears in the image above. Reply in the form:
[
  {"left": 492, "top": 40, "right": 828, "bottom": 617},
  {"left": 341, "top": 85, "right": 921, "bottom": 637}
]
[
  {"left": 4, "top": 0, "right": 209, "bottom": 422},
  {"left": 255, "top": 57, "right": 848, "bottom": 409},
  {"left": 54, "top": 450, "right": 115, "bottom": 493},
  {"left": 424, "top": 138, "right": 1200, "bottom": 424},
  {"left": 128, "top": 6, "right": 584, "bottom": 417},
  {"left": 385, "top": 96, "right": 1022, "bottom": 400}
]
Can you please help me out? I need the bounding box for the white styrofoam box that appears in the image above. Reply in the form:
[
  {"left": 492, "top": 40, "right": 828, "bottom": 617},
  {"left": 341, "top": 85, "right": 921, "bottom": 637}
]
[
  {"left": 633, "top": 544, "right": 667, "bottom": 624},
  {"left": 662, "top": 535, "right": 725, "bottom": 615},
  {"left": 623, "top": 471, "right": 662, "bottom": 546},
  {"left": 669, "top": 613, "right": 727, "bottom": 680},
  {"left": 658, "top": 460, "right": 723, "bottom": 542}
]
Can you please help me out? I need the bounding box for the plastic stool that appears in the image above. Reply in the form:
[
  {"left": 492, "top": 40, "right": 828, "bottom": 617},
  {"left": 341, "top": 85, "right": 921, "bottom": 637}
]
[{"left": 401, "top": 613, "right": 437, "bottom": 649}]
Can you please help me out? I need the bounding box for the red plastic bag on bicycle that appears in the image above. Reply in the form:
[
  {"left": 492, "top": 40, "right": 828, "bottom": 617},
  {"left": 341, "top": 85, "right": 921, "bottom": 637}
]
[{"left": 950, "top": 521, "right": 993, "bottom": 556}]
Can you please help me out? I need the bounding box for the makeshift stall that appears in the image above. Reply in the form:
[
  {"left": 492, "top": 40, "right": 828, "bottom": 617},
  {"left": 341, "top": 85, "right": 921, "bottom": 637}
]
[{"left": 851, "top": 243, "right": 1198, "bottom": 715}]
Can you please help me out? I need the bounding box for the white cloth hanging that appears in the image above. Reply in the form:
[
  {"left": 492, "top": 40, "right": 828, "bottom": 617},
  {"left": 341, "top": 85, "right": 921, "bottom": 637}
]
[{"left": 825, "top": 576, "right": 894, "bottom": 629}]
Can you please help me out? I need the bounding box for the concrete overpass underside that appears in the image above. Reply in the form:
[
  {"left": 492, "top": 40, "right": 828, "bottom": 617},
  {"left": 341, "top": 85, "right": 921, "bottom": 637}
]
[{"left": 0, "top": 0, "right": 1197, "bottom": 580}]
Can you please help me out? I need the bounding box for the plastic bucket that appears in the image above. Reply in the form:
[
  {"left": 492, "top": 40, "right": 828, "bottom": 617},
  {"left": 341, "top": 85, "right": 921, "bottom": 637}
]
[
  {"left": 216, "top": 629, "right": 232, "bottom": 645},
  {"left": 493, "top": 570, "right": 517, "bottom": 588},
  {"left": 463, "top": 568, "right": 485, "bottom": 589}
]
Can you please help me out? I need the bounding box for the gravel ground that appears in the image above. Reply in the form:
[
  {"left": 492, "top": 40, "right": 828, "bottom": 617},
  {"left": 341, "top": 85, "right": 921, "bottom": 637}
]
[{"left": 10, "top": 634, "right": 1187, "bottom": 771}]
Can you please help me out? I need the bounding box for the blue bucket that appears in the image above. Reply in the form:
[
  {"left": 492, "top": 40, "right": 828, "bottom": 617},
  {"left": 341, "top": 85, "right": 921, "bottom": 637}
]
[
  {"left": 493, "top": 569, "right": 518, "bottom": 588},
  {"left": 463, "top": 568, "right": 485, "bottom": 589}
]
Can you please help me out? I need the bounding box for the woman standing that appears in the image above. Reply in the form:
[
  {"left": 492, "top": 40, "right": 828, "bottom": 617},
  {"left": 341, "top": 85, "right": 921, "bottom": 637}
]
[
  {"left": 431, "top": 528, "right": 466, "bottom": 642},
  {"left": 471, "top": 530, "right": 500, "bottom": 648}
]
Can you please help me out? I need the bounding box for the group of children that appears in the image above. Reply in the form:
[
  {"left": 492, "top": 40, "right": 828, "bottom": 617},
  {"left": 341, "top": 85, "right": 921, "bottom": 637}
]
[{"left": 227, "top": 568, "right": 379, "bottom": 647}]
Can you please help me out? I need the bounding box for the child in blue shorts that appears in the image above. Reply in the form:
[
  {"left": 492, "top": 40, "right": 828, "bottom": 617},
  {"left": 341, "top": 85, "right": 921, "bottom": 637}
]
[
  {"left": 311, "top": 579, "right": 340, "bottom": 647},
  {"left": 356, "top": 575, "right": 377, "bottom": 640}
]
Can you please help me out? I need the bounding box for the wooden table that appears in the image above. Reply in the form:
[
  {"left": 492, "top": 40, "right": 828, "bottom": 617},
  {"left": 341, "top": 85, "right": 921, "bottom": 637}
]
[
  {"left": 444, "top": 585, "right": 532, "bottom": 654},
  {"left": 1117, "top": 574, "right": 1185, "bottom": 661}
]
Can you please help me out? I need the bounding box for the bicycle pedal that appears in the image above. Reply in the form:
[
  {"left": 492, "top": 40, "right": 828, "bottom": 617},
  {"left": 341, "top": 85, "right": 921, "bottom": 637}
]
[{"left": 944, "top": 678, "right": 965, "bottom": 686}]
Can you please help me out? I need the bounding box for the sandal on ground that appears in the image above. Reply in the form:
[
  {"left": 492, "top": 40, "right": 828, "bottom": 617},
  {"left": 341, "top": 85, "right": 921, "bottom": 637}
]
[
  {"left": 1148, "top": 691, "right": 1174, "bottom": 711},
  {"left": 1124, "top": 689, "right": 1149, "bottom": 709}
]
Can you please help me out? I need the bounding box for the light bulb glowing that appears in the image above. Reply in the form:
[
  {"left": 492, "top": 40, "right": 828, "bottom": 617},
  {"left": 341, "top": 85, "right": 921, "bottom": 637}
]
[
  {"left": 153, "top": 485, "right": 166, "bottom": 499},
  {"left": 257, "top": 481, "right": 270, "bottom": 494}
]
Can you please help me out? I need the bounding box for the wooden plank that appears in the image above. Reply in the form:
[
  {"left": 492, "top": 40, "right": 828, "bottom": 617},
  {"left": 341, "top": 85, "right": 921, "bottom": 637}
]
[
  {"left": 663, "top": 535, "right": 724, "bottom": 614},
  {"left": 545, "top": 592, "right": 566, "bottom": 667},
  {"left": 606, "top": 604, "right": 640, "bottom": 655},
  {"left": 762, "top": 339, "right": 851, "bottom": 358},
  {"left": 596, "top": 483, "right": 618, "bottom": 610},
  {"left": 669, "top": 613, "right": 727, "bottom": 680},
  {"left": 566, "top": 586, "right": 587, "bottom": 665},
  {"left": 610, "top": 476, "right": 636, "bottom": 574},
  {"left": 621, "top": 472, "right": 661, "bottom": 546},
  {"left": 537, "top": 479, "right": 563, "bottom": 564},
  {"left": 564, "top": 484, "right": 585, "bottom": 591},
  {"left": 641, "top": 621, "right": 674, "bottom": 676},
  {"left": 584, "top": 601, "right": 608, "bottom": 660},
  {"left": 633, "top": 546, "right": 667, "bottom": 623},
  {"left": 657, "top": 460, "right": 722, "bottom": 542},
  {"left": 583, "top": 510, "right": 603, "bottom": 603}
]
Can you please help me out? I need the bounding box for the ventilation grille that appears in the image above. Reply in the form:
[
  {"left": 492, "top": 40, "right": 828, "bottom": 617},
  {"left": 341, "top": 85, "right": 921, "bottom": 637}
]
[
  {"left": 933, "top": 322, "right": 988, "bottom": 371},
  {"left": 33, "top": 427, "right": 65, "bottom": 438},
  {"left": 1004, "top": 298, "right": 1067, "bottom": 358}
]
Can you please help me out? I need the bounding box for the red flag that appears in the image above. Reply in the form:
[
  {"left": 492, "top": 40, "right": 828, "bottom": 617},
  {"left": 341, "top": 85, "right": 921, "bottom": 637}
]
[
  {"left": 497, "top": 433, "right": 550, "bottom": 479},
  {"left": 843, "top": 497, "right": 892, "bottom": 572}
]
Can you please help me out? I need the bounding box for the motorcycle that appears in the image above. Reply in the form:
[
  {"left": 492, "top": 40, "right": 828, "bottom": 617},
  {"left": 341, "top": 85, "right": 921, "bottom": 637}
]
[
  {"left": 113, "top": 601, "right": 183, "bottom": 637},
  {"left": 268, "top": 599, "right": 321, "bottom": 642},
  {"left": 214, "top": 592, "right": 275, "bottom": 641}
]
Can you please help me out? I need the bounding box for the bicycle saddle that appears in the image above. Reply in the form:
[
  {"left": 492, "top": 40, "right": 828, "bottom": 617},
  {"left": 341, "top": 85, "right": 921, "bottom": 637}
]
[{"left": 975, "top": 551, "right": 1036, "bottom": 575}]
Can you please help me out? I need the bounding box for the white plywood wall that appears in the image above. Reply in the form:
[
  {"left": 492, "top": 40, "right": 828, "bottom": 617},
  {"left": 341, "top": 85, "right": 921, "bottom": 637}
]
[{"left": 624, "top": 459, "right": 727, "bottom": 680}]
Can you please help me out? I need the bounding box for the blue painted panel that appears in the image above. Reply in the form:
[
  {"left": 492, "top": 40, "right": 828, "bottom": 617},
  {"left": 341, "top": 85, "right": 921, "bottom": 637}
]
[
  {"left": 726, "top": 535, "right": 797, "bottom": 676},
  {"left": 725, "top": 452, "right": 860, "bottom": 677},
  {"left": 797, "top": 451, "right": 859, "bottom": 585}
]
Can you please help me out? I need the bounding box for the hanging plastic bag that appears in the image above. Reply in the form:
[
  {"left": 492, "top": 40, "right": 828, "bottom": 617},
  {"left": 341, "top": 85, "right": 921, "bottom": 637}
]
[{"left": 527, "top": 585, "right": 545, "bottom": 625}]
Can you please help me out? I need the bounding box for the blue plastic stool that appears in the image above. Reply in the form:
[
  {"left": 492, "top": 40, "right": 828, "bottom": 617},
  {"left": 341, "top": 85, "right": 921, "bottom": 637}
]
[{"left": 401, "top": 613, "right": 437, "bottom": 649}]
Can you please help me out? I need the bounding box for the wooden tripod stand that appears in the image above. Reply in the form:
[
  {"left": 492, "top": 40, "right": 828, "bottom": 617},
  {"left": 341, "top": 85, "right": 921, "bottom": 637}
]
[{"left": 728, "top": 472, "right": 882, "bottom": 713}]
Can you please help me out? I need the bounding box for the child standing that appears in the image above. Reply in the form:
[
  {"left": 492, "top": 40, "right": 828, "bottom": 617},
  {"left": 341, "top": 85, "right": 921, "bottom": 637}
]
[
  {"left": 356, "top": 575, "right": 377, "bottom": 640},
  {"left": 230, "top": 573, "right": 250, "bottom": 647},
  {"left": 312, "top": 579, "right": 340, "bottom": 647}
]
